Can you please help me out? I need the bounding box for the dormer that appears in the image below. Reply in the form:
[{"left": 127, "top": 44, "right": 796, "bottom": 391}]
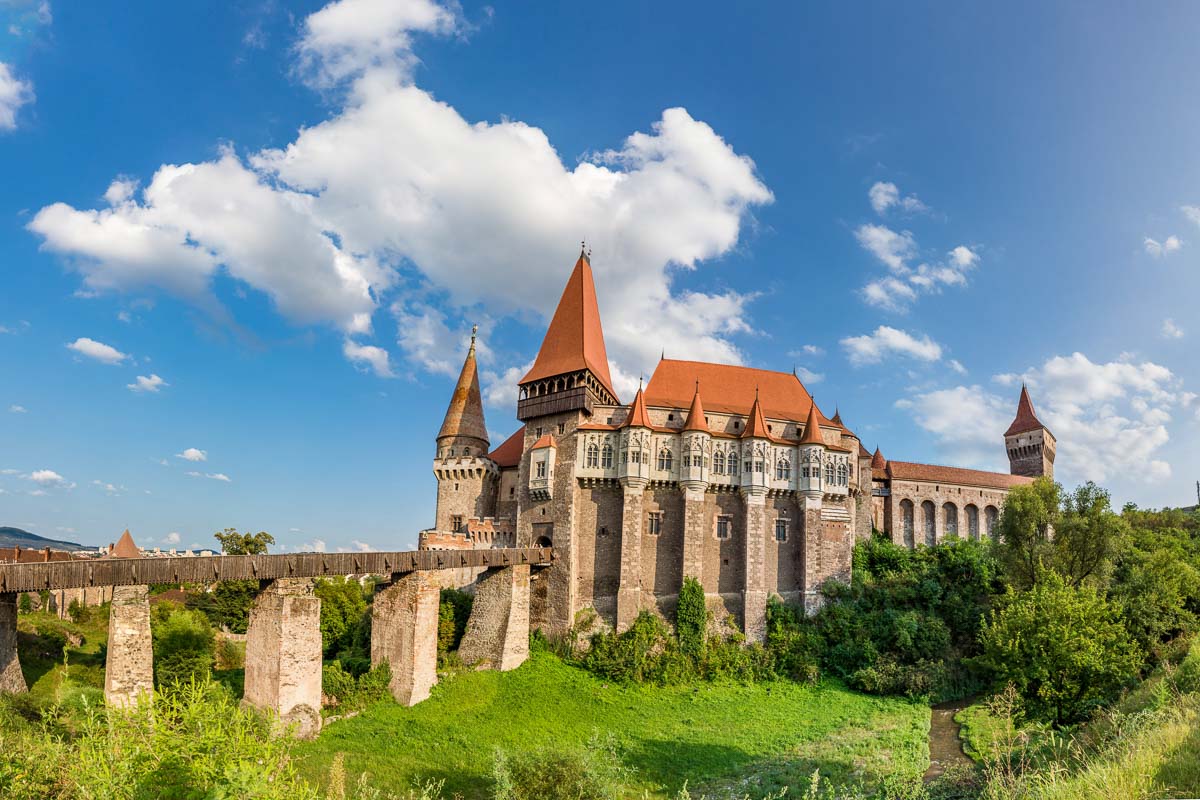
[{"left": 528, "top": 434, "right": 556, "bottom": 500}]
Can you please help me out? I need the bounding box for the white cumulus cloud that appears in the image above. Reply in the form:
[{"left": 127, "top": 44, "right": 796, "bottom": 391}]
[
  {"left": 28, "top": 469, "right": 66, "bottom": 485},
  {"left": 66, "top": 337, "right": 128, "bottom": 364},
  {"left": 868, "top": 181, "right": 928, "bottom": 215},
  {"left": 0, "top": 62, "right": 34, "bottom": 131},
  {"left": 163, "top": 532, "right": 181, "bottom": 545},
  {"left": 127, "top": 373, "right": 167, "bottom": 393},
  {"left": 1162, "top": 319, "right": 1184, "bottom": 340},
  {"left": 1144, "top": 235, "right": 1182, "bottom": 257},
  {"left": 343, "top": 338, "right": 394, "bottom": 377},
  {"left": 299, "top": 538, "right": 327, "bottom": 553},
  {"left": 185, "top": 471, "right": 231, "bottom": 482},
  {"left": 176, "top": 448, "right": 208, "bottom": 462},
  {"left": 841, "top": 326, "right": 943, "bottom": 367}
]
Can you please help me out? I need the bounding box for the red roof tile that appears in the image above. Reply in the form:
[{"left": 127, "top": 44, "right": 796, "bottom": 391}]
[
  {"left": 683, "top": 385, "right": 708, "bottom": 432},
  {"left": 488, "top": 426, "right": 525, "bottom": 468},
  {"left": 741, "top": 393, "right": 771, "bottom": 439},
  {"left": 520, "top": 251, "right": 617, "bottom": 401},
  {"left": 1005, "top": 385, "right": 1049, "bottom": 437},
  {"left": 886, "top": 461, "right": 1034, "bottom": 489},
  {"left": 870, "top": 447, "right": 887, "bottom": 470},
  {"left": 530, "top": 433, "right": 556, "bottom": 449},
  {"left": 644, "top": 359, "right": 827, "bottom": 424},
  {"left": 111, "top": 529, "right": 139, "bottom": 559},
  {"left": 799, "top": 403, "right": 825, "bottom": 445},
  {"left": 437, "top": 333, "right": 489, "bottom": 447},
  {"left": 623, "top": 386, "right": 652, "bottom": 428}
]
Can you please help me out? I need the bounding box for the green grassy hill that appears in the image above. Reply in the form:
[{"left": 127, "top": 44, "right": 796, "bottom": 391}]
[{"left": 295, "top": 650, "right": 929, "bottom": 798}]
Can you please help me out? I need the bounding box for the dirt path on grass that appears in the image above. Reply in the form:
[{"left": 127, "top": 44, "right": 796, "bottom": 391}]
[{"left": 924, "top": 699, "right": 972, "bottom": 782}]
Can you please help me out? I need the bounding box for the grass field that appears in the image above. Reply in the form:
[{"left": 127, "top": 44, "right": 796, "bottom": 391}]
[
  {"left": 16, "top": 610, "right": 109, "bottom": 703},
  {"left": 294, "top": 650, "right": 930, "bottom": 798}
]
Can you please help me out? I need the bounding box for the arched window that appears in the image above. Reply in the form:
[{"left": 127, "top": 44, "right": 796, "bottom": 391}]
[
  {"left": 601, "top": 443, "right": 613, "bottom": 468},
  {"left": 713, "top": 451, "right": 725, "bottom": 474},
  {"left": 943, "top": 502, "right": 958, "bottom": 537},
  {"left": 921, "top": 500, "right": 936, "bottom": 546},
  {"left": 728, "top": 452, "right": 739, "bottom": 475},
  {"left": 824, "top": 462, "right": 835, "bottom": 484},
  {"left": 657, "top": 449, "right": 673, "bottom": 471},
  {"left": 900, "top": 499, "right": 915, "bottom": 549},
  {"left": 837, "top": 463, "right": 848, "bottom": 486},
  {"left": 585, "top": 443, "right": 599, "bottom": 468},
  {"left": 775, "top": 459, "right": 791, "bottom": 480},
  {"left": 965, "top": 504, "right": 979, "bottom": 540}
]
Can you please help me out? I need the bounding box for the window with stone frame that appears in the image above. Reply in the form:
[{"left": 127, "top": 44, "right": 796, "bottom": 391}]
[
  {"left": 631, "top": 450, "right": 641, "bottom": 465},
  {"left": 837, "top": 462, "right": 848, "bottom": 486},
  {"left": 657, "top": 449, "right": 673, "bottom": 471},
  {"left": 451, "top": 515, "right": 464, "bottom": 533},
  {"left": 774, "top": 517, "right": 788, "bottom": 542},
  {"left": 728, "top": 452, "right": 739, "bottom": 474},
  {"left": 585, "top": 443, "right": 599, "bottom": 468},
  {"left": 601, "top": 443, "right": 614, "bottom": 468},
  {"left": 535, "top": 460, "right": 546, "bottom": 478},
  {"left": 713, "top": 450, "right": 726, "bottom": 474},
  {"left": 825, "top": 462, "right": 835, "bottom": 484},
  {"left": 647, "top": 511, "right": 663, "bottom": 536},
  {"left": 715, "top": 515, "right": 733, "bottom": 540},
  {"left": 776, "top": 459, "right": 791, "bottom": 480}
]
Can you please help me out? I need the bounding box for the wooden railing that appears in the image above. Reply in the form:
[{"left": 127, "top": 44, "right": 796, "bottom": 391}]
[{"left": 0, "top": 547, "right": 554, "bottom": 592}]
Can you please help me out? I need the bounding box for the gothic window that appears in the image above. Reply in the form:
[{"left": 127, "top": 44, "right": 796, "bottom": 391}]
[
  {"left": 601, "top": 444, "right": 613, "bottom": 468},
  {"left": 585, "top": 443, "right": 599, "bottom": 468},
  {"left": 647, "top": 512, "right": 663, "bottom": 536},
  {"left": 657, "top": 449, "right": 673, "bottom": 471},
  {"left": 713, "top": 451, "right": 726, "bottom": 474},
  {"left": 825, "top": 463, "right": 835, "bottom": 484},
  {"left": 774, "top": 518, "right": 788, "bottom": 542},
  {"left": 716, "top": 515, "right": 732, "bottom": 540},
  {"left": 728, "top": 452, "right": 739, "bottom": 474},
  {"left": 463, "top": 447, "right": 471, "bottom": 456},
  {"left": 837, "top": 463, "right": 848, "bottom": 486},
  {"left": 775, "top": 459, "right": 791, "bottom": 480}
]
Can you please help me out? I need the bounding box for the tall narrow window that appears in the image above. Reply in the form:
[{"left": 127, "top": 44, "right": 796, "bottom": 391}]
[
  {"left": 837, "top": 463, "right": 848, "bottom": 486},
  {"left": 647, "top": 512, "right": 663, "bottom": 535},
  {"left": 715, "top": 516, "right": 732, "bottom": 540},
  {"left": 824, "top": 463, "right": 835, "bottom": 484},
  {"left": 776, "top": 459, "right": 791, "bottom": 480},
  {"left": 713, "top": 451, "right": 726, "bottom": 474},
  {"left": 728, "top": 452, "right": 738, "bottom": 474},
  {"left": 586, "top": 443, "right": 599, "bottom": 468},
  {"left": 535, "top": 460, "right": 546, "bottom": 478},
  {"left": 774, "top": 518, "right": 788, "bottom": 542},
  {"left": 657, "top": 449, "right": 673, "bottom": 471},
  {"left": 631, "top": 450, "right": 641, "bottom": 465},
  {"left": 601, "top": 443, "right": 613, "bottom": 468}
]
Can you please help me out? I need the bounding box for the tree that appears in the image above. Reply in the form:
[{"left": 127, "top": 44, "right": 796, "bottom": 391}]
[
  {"left": 975, "top": 570, "right": 1141, "bottom": 726},
  {"left": 1052, "top": 482, "right": 1128, "bottom": 588},
  {"left": 995, "top": 477, "right": 1061, "bottom": 589},
  {"left": 151, "top": 602, "right": 216, "bottom": 687},
  {"left": 313, "top": 577, "right": 369, "bottom": 657},
  {"left": 213, "top": 528, "right": 274, "bottom": 555}
]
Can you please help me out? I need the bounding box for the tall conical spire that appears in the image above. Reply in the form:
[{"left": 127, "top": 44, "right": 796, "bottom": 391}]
[
  {"left": 742, "top": 390, "right": 771, "bottom": 439},
  {"left": 519, "top": 249, "right": 617, "bottom": 401},
  {"left": 1004, "top": 384, "right": 1049, "bottom": 437},
  {"left": 870, "top": 446, "right": 886, "bottom": 470},
  {"left": 437, "top": 326, "right": 489, "bottom": 449},
  {"left": 799, "top": 402, "right": 825, "bottom": 445},
  {"left": 623, "top": 384, "right": 652, "bottom": 428},
  {"left": 683, "top": 382, "right": 708, "bottom": 432}
]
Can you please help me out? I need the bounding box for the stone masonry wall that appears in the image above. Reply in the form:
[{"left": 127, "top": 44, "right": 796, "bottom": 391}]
[
  {"left": 371, "top": 572, "right": 439, "bottom": 706},
  {"left": 458, "top": 565, "right": 530, "bottom": 670},
  {"left": 104, "top": 584, "right": 154, "bottom": 707},
  {"left": 243, "top": 579, "right": 322, "bottom": 739},
  {"left": 0, "top": 593, "right": 27, "bottom": 693}
]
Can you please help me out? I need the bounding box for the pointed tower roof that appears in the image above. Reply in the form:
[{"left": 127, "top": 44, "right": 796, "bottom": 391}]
[
  {"left": 741, "top": 391, "right": 771, "bottom": 439},
  {"left": 437, "top": 327, "right": 489, "bottom": 447},
  {"left": 623, "top": 385, "right": 652, "bottom": 428},
  {"left": 830, "top": 407, "right": 843, "bottom": 426},
  {"left": 111, "top": 529, "right": 139, "bottom": 559},
  {"left": 520, "top": 250, "right": 618, "bottom": 400},
  {"left": 799, "top": 402, "right": 825, "bottom": 445},
  {"left": 683, "top": 383, "right": 708, "bottom": 432},
  {"left": 871, "top": 447, "right": 887, "bottom": 470},
  {"left": 1005, "top": 384, "right": 1050, "bottom": 437}
]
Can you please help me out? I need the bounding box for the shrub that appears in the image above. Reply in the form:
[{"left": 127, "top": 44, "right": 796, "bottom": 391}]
[
  {"left": 66, "top": 598, "right": 91, "bottom": 624},
  {"left": 323, "top": 661, "right": 393, "bottom": 710},
  {"left": 151, "top": 603, "right": 216, "bottom": 688},
  {"left": 437, "top": 588, "right": 473, "bottom": 660},
  {"left": 491, "top": 734, "right": 629, "bottom": 800},
  {"left": 215, "top": 636, "right": 245, "bottom": 670},
  {"left": 676, "top": 577, "right": 707, "bottom": 660},
  {"left": 315, "top": 578, "right": 370, "bottom": 658},
  {"left": 17, "top": 594, "right": 32, "bottom": 614}
]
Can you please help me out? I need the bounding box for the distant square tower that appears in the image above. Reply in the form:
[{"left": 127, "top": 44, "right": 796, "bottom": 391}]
[{"left": 1005, "top": 385, "right": 1055, "bottom": 479}]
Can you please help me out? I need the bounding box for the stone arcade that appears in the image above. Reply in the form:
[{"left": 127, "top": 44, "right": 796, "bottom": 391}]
[{"left": 423, "top": 249, "right": 1055, "bottom": 641}]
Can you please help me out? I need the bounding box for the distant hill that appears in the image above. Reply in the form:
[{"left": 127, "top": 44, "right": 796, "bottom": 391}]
[{"left": 0, "top": 526, "right": 88, "bottom": 551}]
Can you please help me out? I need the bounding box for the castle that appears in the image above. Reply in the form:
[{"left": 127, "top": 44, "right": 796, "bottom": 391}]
[{"left": 420, "top": 250, "right": 1056, "bottom": 642}]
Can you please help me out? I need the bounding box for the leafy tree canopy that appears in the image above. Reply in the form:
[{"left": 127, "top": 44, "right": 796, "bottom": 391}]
[{"left": 213, "top": 527, "right": 275, "bottom": 555}]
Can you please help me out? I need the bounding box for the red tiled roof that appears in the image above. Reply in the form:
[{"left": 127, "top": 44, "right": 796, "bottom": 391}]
[
  {"left": 683, "top": 385, "right": 708, "bottom": 432},
  {"left": 859, "top": 443, "right": 871, "bottom": 458},
  {"left": 111, "top": 529, "right": 139, "bottom": 559},
  {"left": 799, "top": 403, "right": 825, "bottom": 445},
  {"left": 623, "top": 387, "right": 652, "bottom": 428},
  {"left": 870, "top": 447, "right": 887, "bottom": 470},
  {"left": 0, "top": 547, "right": 74, "bottom": 564},
  {"left": 437, "top": 335, "right": 489, "bottom": 447},
  {"left": 530, "top": 433, "right": 556, "bottom": 449},
  {"left": 886, "top": 461, "right": 1033, "bottom": 490},
  {"left": 488, "top": 426, "right": 525, "bottom": 468},
  {"left": 644, "top": 359, "right": 829, "bottom": 425},
  {"left": 520, "top": 251, "right": 617, "bottom": 401},
  {"left": 1005, "top": 385, "right": 1049, "bottom": 437},
  {"left": 741, "top": 394, "right": 771, "bottom": 439}
]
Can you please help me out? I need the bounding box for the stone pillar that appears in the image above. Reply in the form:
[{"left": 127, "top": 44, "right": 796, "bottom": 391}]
[
  {"left": 741, "top": 489, "right": 768, "bottom": 642},
  {"left": 802, "top": 495, "right": 824, "bottom": 614},
  {"left": 458, "top": 565, "right": 530, "bottom": 670},
  {"left": 0, "top": 593, "right": 27, "bottom": 694},
  {"left": 681, "top": 484, "right": 706, "bottom": 586},
  {"left": 616, "top": 478, "right": 647, "bottom": 631},
  {"left": 104, "top": 585, "right": 154, "bottom": 707},
  {"left": 371, "top": 572, "right": 439, "bottom": 706},
  {"left": 243, "top": 579, "right": 322, "bottom": 739}
]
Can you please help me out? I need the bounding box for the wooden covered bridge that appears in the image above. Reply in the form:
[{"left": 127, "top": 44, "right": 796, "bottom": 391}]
[{"left": 0, "top": 546, "right": 553, "bottom": 737}]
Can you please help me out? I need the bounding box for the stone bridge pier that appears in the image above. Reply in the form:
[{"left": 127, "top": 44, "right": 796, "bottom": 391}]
[
  {"left": 0, "top": 593, "right": 28, "bottom": 694},
  {"left": 459, "top": 565, "right": 530, "bottom": 671},
  {"left": 371, "top": 572, "right": 440, "bottom": 706},
  {"left": 243, "top": 578, "right": 323, "bottom": 739},
  {"left": 105, "top": 585, "right": 154, "bottom": 707}
]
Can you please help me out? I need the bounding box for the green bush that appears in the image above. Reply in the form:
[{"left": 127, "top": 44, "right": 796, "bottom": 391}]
[
  {"left": 491, "top": 734, "right": 629, "bottom": 800},
  {"left": 151, "top": 603, "right": 216, "bottom": 688},
  {"left": 323, "top": 661, "right": 393, "bottom": 710},
  {"left": 187, "top": 580, "right": 259, "bottom": 634},
  {"left": 438, "top": 588, "right": 473, "bottom": 661},
  {"left": 315, "top": 578, "right": 370, "bottom": 658},
  {"left": 676, "top": 577, "right": 707, "bottom": 660},
  {"left": 17, "top": 594, "right": 32, "bottom": 614}
]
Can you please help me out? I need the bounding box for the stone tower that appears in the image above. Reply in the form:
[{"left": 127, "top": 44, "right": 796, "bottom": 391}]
[
  {"left": 1005, "top": 385, "right": 1055, "bottom": 479},
  {"left": 432, "top": 328, "right": 497, "bottom": 532}
]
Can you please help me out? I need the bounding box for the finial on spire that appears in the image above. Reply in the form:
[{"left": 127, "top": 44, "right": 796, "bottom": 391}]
[{"left": 470, "top": 323, "right": 478, "bottom": 345}]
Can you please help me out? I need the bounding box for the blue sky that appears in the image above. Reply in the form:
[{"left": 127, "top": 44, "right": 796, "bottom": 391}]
[{"left": 2, "top": 0, "right": 1198, "bottom": 552}]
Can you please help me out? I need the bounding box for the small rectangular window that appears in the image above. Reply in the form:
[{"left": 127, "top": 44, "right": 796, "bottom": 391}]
[
  {"left": 557, "top": 423, "right": 565, "bottom": 434},
  {"left": 774, "top": 519, "right": 787, "bottom": 542},
  {"left": 647, "top": 512, "right": 662, "bottom": 536},
  {"left": 716, "top": 515, "right": 732, "bottom": 540},
  {"left": 535, "top": 460, "right": 546, "bottom": 478},
  {"left": 451, "top": 515, "right": 464, "bottom": 533}
]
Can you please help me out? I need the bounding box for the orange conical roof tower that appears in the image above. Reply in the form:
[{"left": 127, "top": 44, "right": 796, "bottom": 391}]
[
  {"left": 520, "top": 249, "right": 617, "bottom": 401},
  {"left": 111, "top": 529, "right": 139, "bottom": 559},
  {"left": 683, "top": 383, "right": 708, "bottom": 432},
  {"left": 870, "top": 447, "right": 887, "bottom": 470},
  {"left": 1004, "top": 384, "right": 1049, "bottom": 437},
  {"left": 437, "top": 326, "right": 489, "bottom": 450},
  {"left": 799, "top": 402, "right": 825, "bottom": 445},
  {"left": 741, "top": 391, "right": 771, "bottom": 439},
  {"left": 623, "top": 384, "right": 652, "bottom": 428}
]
